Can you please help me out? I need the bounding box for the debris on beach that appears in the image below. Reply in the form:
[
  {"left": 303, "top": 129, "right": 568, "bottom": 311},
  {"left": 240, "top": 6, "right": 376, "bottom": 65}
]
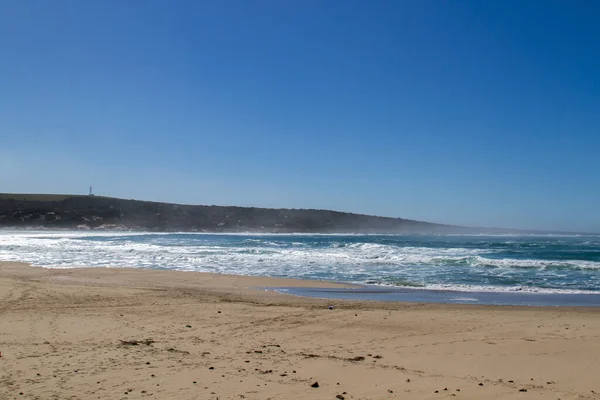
[
  {"left": 120, "top": 339, "right": 154, "bottom": 346},
  {"left": 302, "top": 353, "right": 320, "bottom": 358},
  {"left": 167, "top": 347, "right": 190, "bottom": 355},
  {"left": 346, "top": 356, "right": 365, "bottom": 362}
]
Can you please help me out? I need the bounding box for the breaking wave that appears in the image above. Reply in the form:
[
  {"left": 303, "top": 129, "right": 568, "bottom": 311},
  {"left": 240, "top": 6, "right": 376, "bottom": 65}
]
[{"left": 1, "top": 230, "right": 600, "bottom": 294}]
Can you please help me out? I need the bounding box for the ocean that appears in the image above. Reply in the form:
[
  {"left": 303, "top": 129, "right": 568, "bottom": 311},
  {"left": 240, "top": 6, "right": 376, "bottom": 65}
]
[{"left": 2, "top": 230, "right": 600, "bottom": 298}]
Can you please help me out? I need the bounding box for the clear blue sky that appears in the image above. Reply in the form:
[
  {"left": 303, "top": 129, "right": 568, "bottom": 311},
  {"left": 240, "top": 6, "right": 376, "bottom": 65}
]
[{"left": 1, "top": 1, "right": 599, "bottom": 232}]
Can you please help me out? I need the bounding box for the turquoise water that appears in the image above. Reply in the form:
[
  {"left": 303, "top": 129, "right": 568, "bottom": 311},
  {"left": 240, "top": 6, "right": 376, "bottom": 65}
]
[{"left": 1, "top": 231, "right": 600, "bottom": 294}]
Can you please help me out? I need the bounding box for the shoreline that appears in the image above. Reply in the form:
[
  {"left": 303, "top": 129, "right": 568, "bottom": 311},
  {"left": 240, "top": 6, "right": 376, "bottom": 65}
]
[
  {"left": 2, "top": 261, "right": 600, "bottom": 399},
  {"left": 270, "top": 286, "right": 600, "bottom": 307},
  {"left": 3, "top": 226, "right": 597, "bottom": 235},
  {"left": 3, "top": 260, "right": 600, "bottom": 307},
  {"left": 3, "top": 258, "right": 600, "bottom": 313},
  {"left": 3, "top": 230, "right": 600, "bottom": 299}
]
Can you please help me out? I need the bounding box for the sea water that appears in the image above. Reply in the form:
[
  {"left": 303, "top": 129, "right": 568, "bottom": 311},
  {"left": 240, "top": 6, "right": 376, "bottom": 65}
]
[{"left": 1, "top": 231, "right": 600, "bottom": 298}]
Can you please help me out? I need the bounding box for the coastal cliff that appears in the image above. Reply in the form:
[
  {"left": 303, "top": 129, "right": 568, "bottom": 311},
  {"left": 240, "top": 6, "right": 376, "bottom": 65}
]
[{"left": 0, "top": 193, "right": 461, "bottom": 233}]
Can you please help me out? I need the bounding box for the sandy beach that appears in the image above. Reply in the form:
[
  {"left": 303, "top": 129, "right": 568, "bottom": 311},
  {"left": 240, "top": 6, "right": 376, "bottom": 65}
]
[{"left": 1, "top": 262, "right": 599, "bottom": 400}]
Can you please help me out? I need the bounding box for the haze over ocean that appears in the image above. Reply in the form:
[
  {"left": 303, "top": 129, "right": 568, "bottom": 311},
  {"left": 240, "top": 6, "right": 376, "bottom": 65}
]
[{"left": 1, "top": 1, "right": 600, "bottom": 232}]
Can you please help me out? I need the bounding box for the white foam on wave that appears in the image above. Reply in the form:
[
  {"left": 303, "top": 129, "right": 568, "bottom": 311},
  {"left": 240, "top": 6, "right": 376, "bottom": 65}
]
[
  {"left": 357, "top": 279, "right": 600, "bottom": 295},
  {"left": 450, "top": 296, "right": 480, "bottom": 302},
  {"left": 422, "top": 283, "right": 599, "bottom": 295},
  {"left": 1, "top": 231, "right": 598, "bottom": 271},
  {"left": 1, "top": 230, "right": 599, "bottom": 294},
  {"left": 467, "top": 256, "right": 600, "bottom": 270}
]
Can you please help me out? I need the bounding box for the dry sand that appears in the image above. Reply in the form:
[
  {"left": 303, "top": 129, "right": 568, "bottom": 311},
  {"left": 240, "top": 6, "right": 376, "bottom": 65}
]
[{"left": 1, "top": 261, "right": 599, "bottom": 400}]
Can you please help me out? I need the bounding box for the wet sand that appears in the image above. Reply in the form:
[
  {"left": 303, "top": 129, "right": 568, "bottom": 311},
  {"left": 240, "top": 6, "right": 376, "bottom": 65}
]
[
  {"left": 1, "top": 261, "right": 599, "bottom": 399},
  {"left": 272, "top": 286, "right": 600, "bottom": 306}
]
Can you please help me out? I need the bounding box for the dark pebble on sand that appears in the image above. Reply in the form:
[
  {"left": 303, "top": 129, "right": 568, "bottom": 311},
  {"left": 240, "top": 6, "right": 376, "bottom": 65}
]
[
  {"left": 435, "top": 390, "right": 439, "bottom": 393},
  {"left": 209, "top": 367, "right": 214, "bottom": 370},
  {"left": 311, "top": 382, "right": 319, "bottom": 388},
  {"left": 348, "top": 356, "right": 365, "bottom": 362},
  {"left": 193, "top": 381, "right": 197, "bottom": 384},
  {"left": 406, "top": 378, "right": 411, "bottom": 382},
  {"left": 479, "top": 383, "right": 484, "bottom": 386},
  {"left": 218, "top": 311, "right": 221, "bottom": 313},
  {"left": 186, "top": 325, "right": 192, "bottom": 328},
  {"left": 336, "top": 395, "right": 345, "bottom": 399},
  {"left": 508, "top": 380, "right": 514, "bottom": 383},
  {"left": 519, "top": 389, "right": 528, "bottom": 392},
  {"left": 146, "top": 362, "right": 150, "bottom": 365}
]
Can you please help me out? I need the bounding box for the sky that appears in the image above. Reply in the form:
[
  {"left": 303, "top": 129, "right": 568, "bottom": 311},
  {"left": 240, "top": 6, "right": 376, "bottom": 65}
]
[{"left": 1, "top": 0, "right": 599, "bottom": 232}]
